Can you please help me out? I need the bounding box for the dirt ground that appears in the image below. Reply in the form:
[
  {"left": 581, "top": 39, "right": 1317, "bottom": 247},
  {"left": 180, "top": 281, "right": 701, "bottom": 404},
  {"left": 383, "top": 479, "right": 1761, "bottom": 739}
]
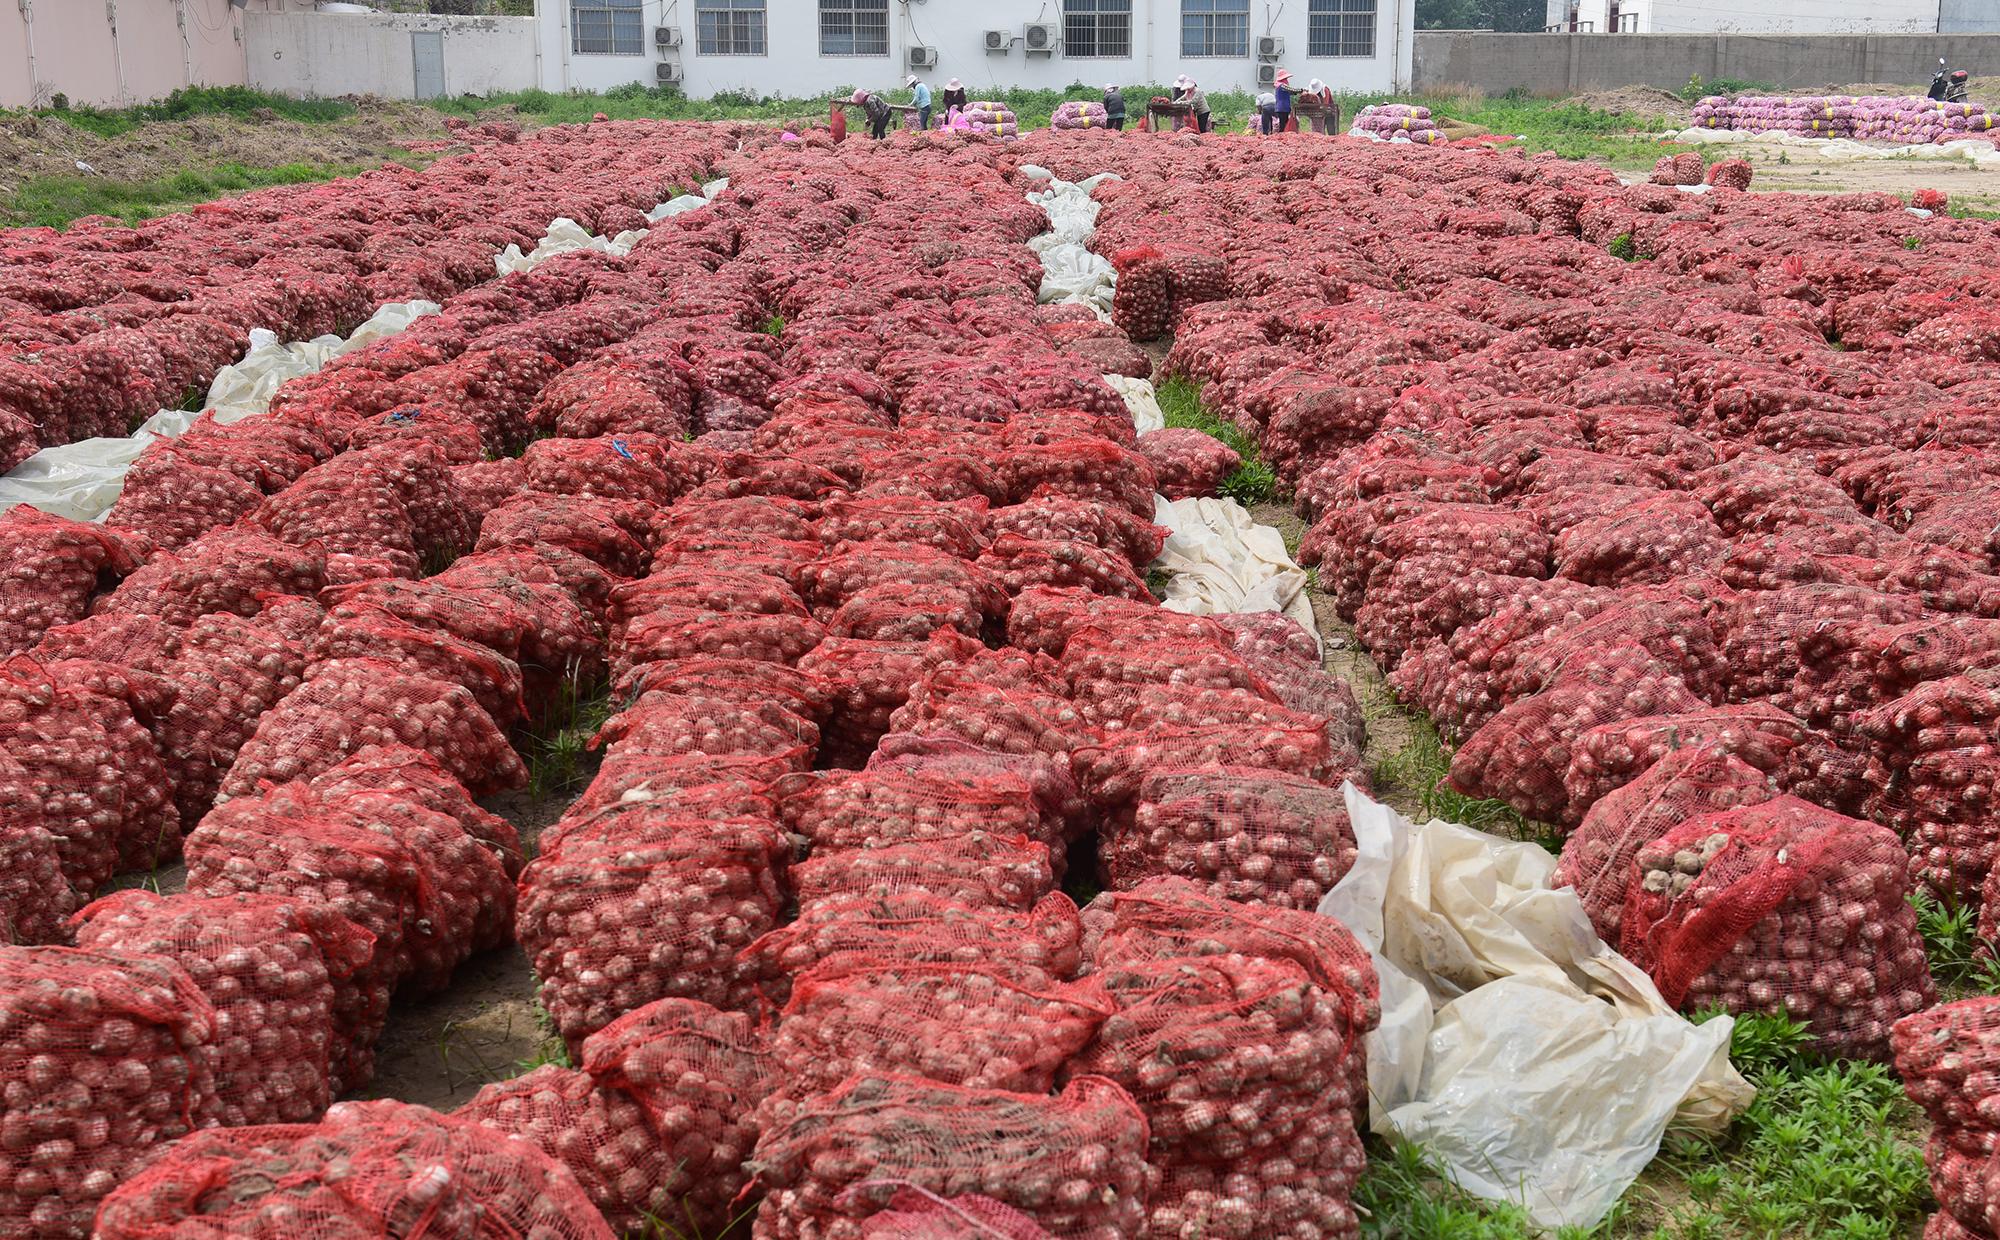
[
  {"left": 1560, "top": 86, "right": 1694, "bottom": 126},
  {"left": 1729, "top": 144, "right": 2000, "bottom": 212},
  {"left": 0, "top": 98, "right": 455, "bottom": 190}
]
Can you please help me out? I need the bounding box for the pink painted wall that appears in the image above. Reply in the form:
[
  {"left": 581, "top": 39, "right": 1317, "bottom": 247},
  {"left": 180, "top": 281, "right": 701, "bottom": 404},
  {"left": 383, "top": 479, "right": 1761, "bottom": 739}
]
[{"left": 2, "top": 1, "right": 249, "bottom": 110}]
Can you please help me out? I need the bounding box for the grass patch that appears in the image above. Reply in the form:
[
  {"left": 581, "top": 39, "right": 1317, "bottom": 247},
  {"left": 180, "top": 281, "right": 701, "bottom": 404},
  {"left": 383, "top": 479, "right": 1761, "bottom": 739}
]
[
  {"left": 32, "top": 85, "right": 354, "bottom": 138},
  {"left": 2, "top": 159, "right": 409, "bottom": 229},
  {"left": 523, "top": 680, "right": 613, "bottom": 800},
  {"left": 761, "top": 313, "right": 787, "bottom": 336},
  {"left": 1913, "top": 888, "right": 2000, "bottom": 997},
  {"left": 1608, "top": 233, "right": 1640, "bottom": 261},
  {"left": 1155, "top": 375, "right": 1277, "bottom": 505},
  {"left": 1653, "top": 1012, "right": 1930, "bottom": 1239},
  {"left": 1358, "top": 1138, "right": 1627, "bottom": 1238}
]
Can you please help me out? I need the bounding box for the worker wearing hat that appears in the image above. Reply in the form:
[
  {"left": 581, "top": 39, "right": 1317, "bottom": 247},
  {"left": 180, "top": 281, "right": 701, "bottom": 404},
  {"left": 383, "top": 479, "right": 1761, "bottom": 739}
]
[
  {"left": 1104, "top": 83, "right": 1126, "bottom": 131},
  {"left": 905, "top": 74, "right": 932, "bottom": 131},
  {"left": 939, "top": 77, "right": 968, "bottom": 120},
  {"left": 1270, "top": 68, "right": 1295, "bottom": 133},
  {"left": 851, "top": 87, "right": 892, "bottom": 139},
  {"left": 1178, "top": 76, "right": 1211, "bottom": 133},
  {"left": 1303, "top": 76, "right": 1338, "bottom": 133}
]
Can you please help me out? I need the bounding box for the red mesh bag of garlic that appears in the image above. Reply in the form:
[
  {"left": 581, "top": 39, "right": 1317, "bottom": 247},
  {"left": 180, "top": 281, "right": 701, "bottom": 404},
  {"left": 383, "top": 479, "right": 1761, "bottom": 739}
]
[
  {"left": 94, "top": 526, "right": 325, "bottom": 627},
  {"left": 767, "top": 959, "right": 1113, "bottom": 1102},
  {"left": 91, "top": 1098, "right": 615, "bottom": 1240},
  {"left": 1138, "top": 427, "right": 1242, "bottom": 500},
  {"left": 70, "top": 889, "right": 374, "bottom": 1128},
  {"left": 777, "top": 762, "right": 1066, "bottom": 855},
  {"left": 0, "top": 507, "right": 147, "bottom": 658},
  {"left": 1560, "top": 703, "right": 1807, "bottom": 820},
  {"left": 1622, "top": 796, "right": 1935, "bottom": 1060},
  {"left": 1552, "top": 742, "right": 1775, "bottom": 947},
  {"left": 0, "top": 945, "right": 217, "bottom": 1239},
  {"left": 749, "top": 1073, "right": 1154, "bottom": 1240},
  {"left": 858, "top": 1190, "right": 1055, "bottom": 1239},
  {"left": 517, "top": 816, "right": 790, "bottom": 1052}
]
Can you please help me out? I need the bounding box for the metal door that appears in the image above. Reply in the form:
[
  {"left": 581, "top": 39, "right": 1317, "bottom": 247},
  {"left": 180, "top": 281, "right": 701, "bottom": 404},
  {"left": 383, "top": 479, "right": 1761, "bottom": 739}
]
[{"left": 412, "top": 31, "right": 446, "bottom": 101}]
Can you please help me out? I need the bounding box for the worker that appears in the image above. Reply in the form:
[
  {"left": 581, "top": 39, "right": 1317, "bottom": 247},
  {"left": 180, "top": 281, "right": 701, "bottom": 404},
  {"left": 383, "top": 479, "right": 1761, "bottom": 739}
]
[
  {"left": 1256, "top": 91, "right": 1277, "bottom": 135},
  {"left": 1304, "top": 77, "right": 1337, "bottom": 133},
  {"left": 853, "top": 88, "right": 891, "bottom": 140},
  {"left": 906, "top": 75, "right": 932, "bottom": 132},
  {"left": 939, "top": 77, "right": 968, "bottom": 116},
  {"left": 1104, "top": 83, "right": 1126, "bottom": 131},
  {"left": 1180, "top": 78, "right": 1211, "bottom": 133},
  {"left": 1272, "top": 68, "right": 1295, "bottom": 132}
]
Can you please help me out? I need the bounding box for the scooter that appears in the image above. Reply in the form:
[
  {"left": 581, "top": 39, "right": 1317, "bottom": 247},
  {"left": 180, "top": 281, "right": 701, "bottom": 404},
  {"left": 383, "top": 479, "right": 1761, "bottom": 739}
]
[{"left": 1930, "top": 58, "right": 1971, "bottom": 104}]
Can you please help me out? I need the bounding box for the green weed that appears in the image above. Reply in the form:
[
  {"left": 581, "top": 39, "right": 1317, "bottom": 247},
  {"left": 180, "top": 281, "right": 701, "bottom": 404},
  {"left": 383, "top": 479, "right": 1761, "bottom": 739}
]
[
  {"left": 1607, "top": 233, "right": 1639, "bottom": 261},
  {"left": 523, "top": 681, "right": 613, "bottom": 799},
  {"left": 34, "top": 86, "right": 353, "bottom": 138},
  {"left": 1156, "top": 375, "right": 1278, "bottom": 505},
  {"left": 1356, "top": 1138, "right": 1621, "bottom": 1238},
  {"left": 1913, "top": 888, "right": 2000, "bottom": 995},
  {"left": 761, "top": 313, "right": 787, "bottom": 336},
  {"left": 3, "top": 159, "right": 414, "bottom": 229}
]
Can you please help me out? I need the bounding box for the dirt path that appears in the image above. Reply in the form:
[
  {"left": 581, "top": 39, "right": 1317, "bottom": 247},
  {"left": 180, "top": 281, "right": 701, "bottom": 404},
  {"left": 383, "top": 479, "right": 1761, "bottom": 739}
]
[{"left": 1717, "top": 141, "right": 2000, "bottom": 212}]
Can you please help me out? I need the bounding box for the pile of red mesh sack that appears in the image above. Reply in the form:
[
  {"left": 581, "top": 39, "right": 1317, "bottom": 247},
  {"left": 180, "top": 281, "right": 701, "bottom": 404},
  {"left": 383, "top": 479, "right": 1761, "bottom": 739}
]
[
  {"left": 1897, "top": 999, "right": 2000, "bottom": 1239},
  {"left": 1622, "top": 796, "right": 1934, "bottom": 1059},
  {"left": 0, "top": 509, "right": 147, "bottom": 658}
]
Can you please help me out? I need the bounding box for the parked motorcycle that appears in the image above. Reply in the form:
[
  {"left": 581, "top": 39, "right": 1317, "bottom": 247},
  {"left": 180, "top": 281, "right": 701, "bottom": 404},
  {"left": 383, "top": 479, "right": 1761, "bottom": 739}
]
[{"left": 1930, "top": 58, "right": 1972, "bottom": 104}]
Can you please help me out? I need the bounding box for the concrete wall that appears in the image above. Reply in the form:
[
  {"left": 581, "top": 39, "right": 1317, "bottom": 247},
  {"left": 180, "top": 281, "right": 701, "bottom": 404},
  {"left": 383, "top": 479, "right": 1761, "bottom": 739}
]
[
  {"left": 2, "top": 0, "right": 249, "bottom": 110},
  {"left": 536, "top": 0, "right": 1415, "bottom": 100},
  {"left": 1942, "top": 0, "right": 2000, "bottom": 34},
  {"left": 1415, "top": 31, "right": 2000, "bottom": 94},
  {"left": 1545, "top": 0, "right": 1939, "bottom": 35},
  {"left": 246, "top": 12, "right": 537, "bottom": 100}
]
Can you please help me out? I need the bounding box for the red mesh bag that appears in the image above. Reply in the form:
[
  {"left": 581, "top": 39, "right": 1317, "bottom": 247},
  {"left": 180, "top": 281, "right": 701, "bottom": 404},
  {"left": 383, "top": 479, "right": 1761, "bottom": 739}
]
[
  {"left": 95, "top": 526, "right": 324, "bottom": 627},
  {"left": 614, "top": 606, "right": 826, "bottom": 675},
  {"left": 371, "top": 566, "right": 603, "bottom": 684},
  {"left": 306, "top": 743, "right": 523, "bottom": 878},
  {"left": 476, "top": 492, "right": 651, "bottom": 578},
  {"left": 155, "top": 612, "right": 306, "bottom": 825},
  {"left": 867, "top": 731, "right": 1088, "bottom": 834},
  {"left": 770, "top": 960, "right": 1112, "bottom": 1101},
  {"left": 648, "top": 534, "right": 825, "bottom": 591},
  {"left": 0, "top": 777, "right": 76, "bottom": 946},
  {"left": 1321, "top": 504, "right": 1550, "bottom": 617},
  {"left": 656, "top": 496, "right": 818, "bottom": 545},
  {"left": 607, "top": 568, "right": 809, "bottom": 635},
  {"left": 824, "top": 580, "right": 992, "bottom": 641},
  {"left": 815, "top": 497, "right": 993, "bottom": 559},
  {"left": 978, "top": 533, "right": 1154, "bottom": 601},
  {"left": 1074, "top": 723, "right": 1337, "bottom": 811},
  {"left": 1493, "top": 595, "right": 1729, "bottom": 717},
  {"left": 1795, "top": 614, "right": 2000, "bottom": 732},
  {"left": 1000, "top": 440, "right": 1157, "bottom": 516},
  {"left": 0, "top": 946, "right": 217, "bottom": 1240},
  {"left": 884, "top": 669, "right": 1095, "bottom": 761},
  {"left": 255, "top": 462, "right": 423, "bottom": 578},
  {"left": 1112, "top": 243, "right": 1171, "bottom": 340},
  {"left": 70, "top": 889, "right": 372, "bottom": 1128},
  {"left": 800, "top": 545, "right": 1006, "bottom": 617},
  {"left": 457, "top": 1064, "right": 684, "bottom": 1237},
  {"left": 105, "top": 448, "right": 265, "bottom": 552},
  {"left": 613, "top": 656, "right": 835, "bottom": 725},
  {"left": 790, "top": 832, "right": 1058, "bottom": 916},
  {"left": 1138, "top": 428, "right": 1242, "bottom": 499},
  {"left": 517, "top": 818, "right": 790, "bottom": 1050},
  {"left": 1061, "top": 627, "right": 1268, "bottom": 696},
  {"left": 520, "top": 433, "right": 689, "bottom": 506},
  {"left": 0, "top": 656, "right": 179, "bottom": 885},
  {"left": 1446, "top": 644, "right": 1706, "bottom": 823},
  {"left": 859, "top": 1190, "right": 1055, "bottom": 1239},
  {"left": 594, "top": 690, "right": 817, "bottom": 770},
  {"left": 1552, "top": 743, "right": 1776, "bottom": 946},
  {"left": 450, "top": 457, "right": 526, "bottom": 521},
  {"left": 1621, "top": 797, "right": 1935, "bottom": 1060},
  {"left": 798, "top": 634, "right": 983, "bottom": 765},
  {"left": 740, "top": 890, "right": 1083, "bottom": 1011},
  {"left": 1925, "top": 1137, "right": 2000, "bottom": 1236},
  {"left": 1561, "top": 704, "right": 1808, "bottom": 820},
  {"left": 30, "top": 613, "right": 176, "bottom": 671},
  {"left": 749, "top": 1074, "right": 1152, "bottom": 1240},
  {"left": 1551, "top": 493, "right": 1726, "bottom": 586},
  {"left": 1106, "top": 766, "right": 1361, "bottom": 910},
  {"left": 221, "top": 656, "right": 524, "bottom": 798},
  {"left": 575, "top": 998, "right": 776, "bottom": 1238},
  {"left": 532, "top": 356, "right": 695, "bottom": 441},
  {"left": 0, "top": 507, "right": 146, "bottom": 657},
  {"left": 91, "top": 1098, "right": 616, "bottom": 1240},
  {"left": 307, "top": 601, "right": 525, "bottom": 726},
  {"left": 1720, "top": 584, "right": 1927, "bottom": 707},
  {"left": 1005, "top": 586, "right": 1214, "bottom": 655},
  {"left": 1385, "top": 578, "right": 1616, "bottom": 723},
  {"left": 1895, "top": 997, "right": 2000, "bottom": 1154},
  {"left": 318, "top": 577, "right": 536, "bottom": 667},
  {"left": 987, "top": 496, "right": 1167, "bottom": 567},
  {"left": 778, "top": 764, "right": 1063, "bottom": 854}
]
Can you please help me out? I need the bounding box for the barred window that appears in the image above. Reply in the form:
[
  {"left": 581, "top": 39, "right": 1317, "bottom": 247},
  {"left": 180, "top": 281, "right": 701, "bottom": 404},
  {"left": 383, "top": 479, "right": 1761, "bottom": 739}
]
[
  {"left": 698, "top": 0, "right": 766, "bottom": 55},
  {"left": 572, "top": 0, "right": 643, "bottom": 55},
  {"left": 1064, "top": 0, "right": 1132, "bottom": 58},
  {"left": 820, "top": 0, "right": 889, "bottom": 56},
  {"left": 1181, "top": 0, "right": 1248, "bottom": 57},
  {"left": 1308, "top": 0, "right": 1376, "bottom": 57}
]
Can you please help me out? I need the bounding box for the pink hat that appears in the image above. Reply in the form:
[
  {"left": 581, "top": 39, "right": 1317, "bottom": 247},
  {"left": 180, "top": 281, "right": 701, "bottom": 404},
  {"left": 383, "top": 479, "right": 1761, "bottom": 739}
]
[
  {"left": 850, "top": 89, "right": 867, "bottom": 103},
  {"left": 1275, "top": 69, "right": 1292, "bottom": 84}
]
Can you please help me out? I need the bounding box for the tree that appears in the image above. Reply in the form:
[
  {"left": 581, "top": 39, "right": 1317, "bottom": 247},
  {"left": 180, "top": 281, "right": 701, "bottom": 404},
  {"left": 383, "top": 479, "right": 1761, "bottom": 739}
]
[
  {"left": 1490, "top": 0, "right": 1546, "bottom": 31},
  {"left": 1414, "top": 0, "right": 1547, "bottom": 30}
]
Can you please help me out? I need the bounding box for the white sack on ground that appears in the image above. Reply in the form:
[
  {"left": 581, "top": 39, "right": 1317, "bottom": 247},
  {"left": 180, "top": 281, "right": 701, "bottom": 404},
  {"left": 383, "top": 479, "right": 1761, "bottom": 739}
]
[
  {"left": 1025, "top": 172, "right": 1121, "bottom": 318},
  {"left": 1102, "top": 374, "right": 1165, "bottom": 434},
  {"left": 1321, "top": 787, "right": 1754, "bottom": 1230},
  {"left": 1151, "top": 495, "right": 1319, "bottom": 648}
]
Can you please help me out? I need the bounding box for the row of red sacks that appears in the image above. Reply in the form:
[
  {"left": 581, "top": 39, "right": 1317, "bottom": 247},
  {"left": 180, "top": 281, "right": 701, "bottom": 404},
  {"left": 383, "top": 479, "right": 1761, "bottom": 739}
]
[
  {"left": 0, "top": 121, "right": 744, "bottom": 464},
  {"left": 0, "top": 128, "right": 1381, "bottom": 1238},
  {"left": 1026, "top": 132, "right": 2000, "bottom": 1069}
]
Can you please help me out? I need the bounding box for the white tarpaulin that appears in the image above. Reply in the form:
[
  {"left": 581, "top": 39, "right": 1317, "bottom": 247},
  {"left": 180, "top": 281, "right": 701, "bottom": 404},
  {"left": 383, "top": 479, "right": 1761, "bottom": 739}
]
[
  {"left": 1024, "top": 170, "right": 1121, "bottom": 319},
  {"left": 1151, "top": 495, "right": 1319, "bottom": 647},
  {"left": 498, "top": 179, "right": 726, "bottom": 276},
  {"left": 1102, "top": 374, "right": 1165, "bottom": 434},
  {"left": 1321, "top": 788, "right": 1754, "bottom": 1230}
]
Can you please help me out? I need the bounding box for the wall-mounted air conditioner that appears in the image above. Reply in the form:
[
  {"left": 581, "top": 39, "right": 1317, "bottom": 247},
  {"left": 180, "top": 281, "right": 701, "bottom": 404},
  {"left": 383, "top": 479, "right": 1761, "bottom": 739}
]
[
  {"left": 1256, "top": 62, "right": 1278, "bottom": 85},
  {"left": 908, "top": 45, "right": 938, "bottom": 69},
  {"left": 1256, "top": 35, "right": 1284, "bottom": 59},
  {"left": 655, "top": 26, "right": 682, "bottom": 48},
  {"left": 984, "top": 29, "right": 1011, "bottom": 53},
  {"left": 655, "top": 61, "right": 683, "bottom": 82},
  {"left": 1022, "top": 22, "right": 1058, "bottom": 54}
]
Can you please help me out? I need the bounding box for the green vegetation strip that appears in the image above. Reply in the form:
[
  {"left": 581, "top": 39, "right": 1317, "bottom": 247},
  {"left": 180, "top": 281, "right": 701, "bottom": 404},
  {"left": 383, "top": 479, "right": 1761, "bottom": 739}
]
[
  {"left": 3, "top": 159, "right": 419, "bottom": 230},
  {"left": 1154, "top": 376, "right": 1276, "bottom": 505}
]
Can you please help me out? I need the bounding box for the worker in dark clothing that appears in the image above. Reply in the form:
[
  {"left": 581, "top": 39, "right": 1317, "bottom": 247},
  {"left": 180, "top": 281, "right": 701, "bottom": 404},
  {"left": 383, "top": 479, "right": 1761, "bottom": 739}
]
[
  {"left": 853, "top": 89, "right": 891, "bottom": 139},
  {"left": 939, "top": 77, "right": 968, "bottom": 116},
  {"left": 1104, "top": 84, "right": 1126, "bottom": 131},
  {"left": 1272, "top": 68, "right": 1295, "bottom": 132},
  {"left": 1179, "top": 79, "right": 1211, "bottom": 133}
]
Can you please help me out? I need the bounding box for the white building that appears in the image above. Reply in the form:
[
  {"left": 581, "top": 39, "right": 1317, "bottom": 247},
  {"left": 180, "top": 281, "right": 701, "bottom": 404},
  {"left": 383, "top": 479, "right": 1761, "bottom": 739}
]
[
  {"left": 535, "top": 0, "right": 1415, "bottom": 99},
  {"left": 1545, "top": 0, "right": 1943, "bottom": 34}
]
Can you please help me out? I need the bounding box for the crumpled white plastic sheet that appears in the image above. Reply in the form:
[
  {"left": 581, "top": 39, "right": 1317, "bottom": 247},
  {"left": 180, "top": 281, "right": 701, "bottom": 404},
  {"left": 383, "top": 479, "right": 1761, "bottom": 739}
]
[
  {"left": 0, "top": 298, "right": 442, "bottom": 521},
  {"left": 1672, "top": 125, "right": 2000, "bottom": 169},
  {"left": 1321, "top": 788, "right": 1755, "bottom": 1231},
  {"left": 498, "top": 177, "right": 728, "bottom": 276},
  {"left": 1152, "top": 495, "right": 1320, "bottom": 653},
  {"left": 1102, "top": 374, "right": 1165, "bottom": 434},
  {"left": 1024, "top": 170, "right": 1121, "bottom": 318}
]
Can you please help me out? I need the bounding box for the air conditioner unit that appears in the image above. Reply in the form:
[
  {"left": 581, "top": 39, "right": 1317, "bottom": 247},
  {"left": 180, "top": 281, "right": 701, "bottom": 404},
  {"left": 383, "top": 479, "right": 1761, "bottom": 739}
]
[
  {"left": 655, "top": 61, "right": 683, "bottom": 83},
  {"left": 1256, "top": 35, "right": 1284, "bottom": 59},
  {"left": 983, "top": 29, "right": 1010, "bottom": 53},
  {"left": 1022, "top": 21, "right": 1058, "bottom": 54},
  {"left": 908, "top": 44, "right": 938, "bottom": 69},
  {"left": 654, "top": 26, "right": 681, "bottom": 48},
  {"left": 1256, "top": 62, "right": 1278, "bottom": 86}
]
